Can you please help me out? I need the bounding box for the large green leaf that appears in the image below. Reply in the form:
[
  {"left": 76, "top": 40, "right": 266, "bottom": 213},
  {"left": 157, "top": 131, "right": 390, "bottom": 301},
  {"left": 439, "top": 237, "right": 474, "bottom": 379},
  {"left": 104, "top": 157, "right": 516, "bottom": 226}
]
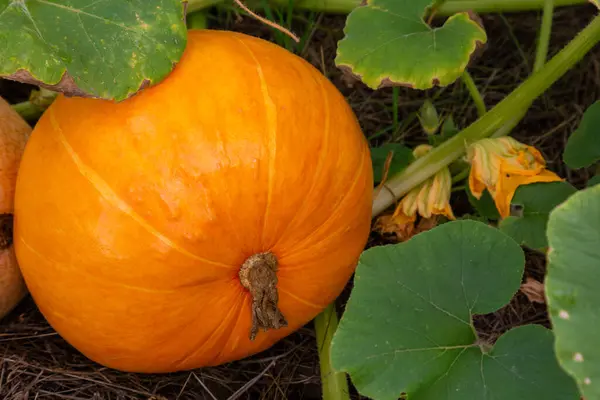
[
  {"left": 336, "top": 0, "right": 487, "bottom": 90},
  {"left": 370, "top": 143, "right": 414, "bottom": 184},
  {"left": 499, "top": 182, "right": 577, "bottom": 250},
  {"left": 0, "top": 0, "right": 187, "bottom": 101},
  {"left": 546, "top": 184, "right": 600, "bottom": 399},
  {"left": 563, "top": 101, "right": 600, "bottom": 169},
  {"left": 331, "top": 220, "right": 579, "bottom": 400}
]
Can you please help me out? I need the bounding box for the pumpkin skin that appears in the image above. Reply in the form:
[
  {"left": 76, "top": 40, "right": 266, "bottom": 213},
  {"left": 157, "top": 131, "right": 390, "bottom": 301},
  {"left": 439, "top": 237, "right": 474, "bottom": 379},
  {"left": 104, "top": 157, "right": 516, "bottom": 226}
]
[
  {"left": 13, "top": 29, "right": 373, "bottom": 373},
  {"left": 0, "top": 96, "right": 30, "bottom": 319}
]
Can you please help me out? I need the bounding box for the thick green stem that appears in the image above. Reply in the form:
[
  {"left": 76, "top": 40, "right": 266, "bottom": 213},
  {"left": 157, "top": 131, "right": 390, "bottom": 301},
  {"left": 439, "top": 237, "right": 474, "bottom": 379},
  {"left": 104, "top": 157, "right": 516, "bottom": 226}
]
[
  {"left": 185, "top": 0, "right": 588, "bottom": 15},
  {"left": 187, "top": 9, "right": 210, "bottom": 29},
  {"left": 372, "top": 14, "right": 600, "bottom": 217},
  {"left": 11, "top": 101, "right": 43, "bottom": 121},
  {"left": 315, "top": 304, "right": 350, "bottom": 400},
  {"left": 186, "top": 0, "right": 223, "bottom": 13},
  {"left": 12, "top": 87, "right": 57, "bottom": 120},
  {"left": 461, "top": 71, "right": 486, "bottom": 117},
  {"left": 534, "top": 0, "right": 555, "bottom": 72},
  {"left": 438, "top": 0, "right": 585, "bottom": 15}
]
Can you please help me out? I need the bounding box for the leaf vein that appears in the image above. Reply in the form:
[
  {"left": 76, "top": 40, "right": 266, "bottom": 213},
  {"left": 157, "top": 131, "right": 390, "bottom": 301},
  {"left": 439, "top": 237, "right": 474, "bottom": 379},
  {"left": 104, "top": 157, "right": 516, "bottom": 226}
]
[
  {"left": 367, "top": 344, "right": 473, "bottom": 360},
  {"left": 395, "top": 278, "right": 471, "bottom": 326},
  {"left": 32, "top": 0, "right": 160, "bottom": 42}
]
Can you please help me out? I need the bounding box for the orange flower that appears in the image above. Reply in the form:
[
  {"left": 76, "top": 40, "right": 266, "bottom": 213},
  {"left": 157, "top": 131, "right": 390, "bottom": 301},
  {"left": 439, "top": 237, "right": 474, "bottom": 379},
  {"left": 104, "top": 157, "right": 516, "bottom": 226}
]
[
  {"left": 466, "top": 137, "right": 562, "bottom": 218},
  {"left": 375, "top": 145, "right": 455, "bottom": 241}
]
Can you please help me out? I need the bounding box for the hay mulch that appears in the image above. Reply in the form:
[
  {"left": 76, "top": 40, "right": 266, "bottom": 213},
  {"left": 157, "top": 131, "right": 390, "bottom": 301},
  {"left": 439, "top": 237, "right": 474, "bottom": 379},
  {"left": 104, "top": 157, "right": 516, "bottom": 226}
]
[{"left": 1, "top": 4, "right": 599, "bottom": 399}]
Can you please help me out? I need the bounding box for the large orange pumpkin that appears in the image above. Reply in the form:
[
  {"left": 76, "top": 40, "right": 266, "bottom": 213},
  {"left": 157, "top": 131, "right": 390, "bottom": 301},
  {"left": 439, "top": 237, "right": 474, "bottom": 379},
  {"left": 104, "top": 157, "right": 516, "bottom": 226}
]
[
  {"left": 13, "top": 29, "right": 372, "bottom": 373},
  {"left": 0, "top": 96, "right": 30, "bottom": 319}
]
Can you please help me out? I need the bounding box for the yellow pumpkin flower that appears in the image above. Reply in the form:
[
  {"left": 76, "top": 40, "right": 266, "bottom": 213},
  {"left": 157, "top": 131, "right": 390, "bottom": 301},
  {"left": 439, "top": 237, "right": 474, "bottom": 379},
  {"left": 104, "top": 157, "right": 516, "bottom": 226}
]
[
  {"left": 375, "top": 145, "right": 455, "bottom": 241},
  {"left": 466, "top": 137, "right": 562, "bottom": 218}
]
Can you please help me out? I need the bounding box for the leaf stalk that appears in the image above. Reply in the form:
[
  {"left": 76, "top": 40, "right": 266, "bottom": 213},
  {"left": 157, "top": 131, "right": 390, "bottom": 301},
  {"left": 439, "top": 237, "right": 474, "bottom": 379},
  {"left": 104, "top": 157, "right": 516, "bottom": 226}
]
[
  {"left": 315, "top": 304, "right": 350, "bottom": 400},
  {"left": 461, "top": 71, "right": 487, "bottom": 117},
  {"left": 534, "top": 0, "right": 555, "bottom": 72}
]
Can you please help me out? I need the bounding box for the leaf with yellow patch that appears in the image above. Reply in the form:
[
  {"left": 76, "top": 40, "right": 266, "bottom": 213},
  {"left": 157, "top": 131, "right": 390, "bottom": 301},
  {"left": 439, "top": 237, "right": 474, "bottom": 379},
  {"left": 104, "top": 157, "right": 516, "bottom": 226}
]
[
  {"left": 0, "top": 0, "right": 187, "bottom": 101},
  {"left": 335, "top": 0, "right": 487, "bottom": 90}
]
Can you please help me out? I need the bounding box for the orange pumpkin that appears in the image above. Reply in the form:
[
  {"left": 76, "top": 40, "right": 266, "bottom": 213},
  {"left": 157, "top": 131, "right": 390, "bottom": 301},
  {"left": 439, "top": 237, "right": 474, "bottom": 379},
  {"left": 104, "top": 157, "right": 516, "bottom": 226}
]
[
  {"left": 0, "top": 96, "right": 30, "bottom": 319},
  {"left": 13, "top": 29, "right": 372, "bottom": 373}
]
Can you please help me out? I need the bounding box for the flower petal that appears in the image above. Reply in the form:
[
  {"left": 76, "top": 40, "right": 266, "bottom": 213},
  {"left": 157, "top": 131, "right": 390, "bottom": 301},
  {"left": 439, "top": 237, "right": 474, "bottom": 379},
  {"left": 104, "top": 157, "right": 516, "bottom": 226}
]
[{"left": 495, "top": 169, "right": 563, "bottom": 218}]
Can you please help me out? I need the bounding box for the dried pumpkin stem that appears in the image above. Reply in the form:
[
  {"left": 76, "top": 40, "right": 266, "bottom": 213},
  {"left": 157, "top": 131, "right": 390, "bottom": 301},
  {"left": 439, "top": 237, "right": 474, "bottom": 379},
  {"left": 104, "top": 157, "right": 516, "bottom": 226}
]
[
  {"left": 239, "top": 252, "right": 287, "bottom": 340},
  {"left": 0, "top": 214, "right": 13, "bottom": 250}
]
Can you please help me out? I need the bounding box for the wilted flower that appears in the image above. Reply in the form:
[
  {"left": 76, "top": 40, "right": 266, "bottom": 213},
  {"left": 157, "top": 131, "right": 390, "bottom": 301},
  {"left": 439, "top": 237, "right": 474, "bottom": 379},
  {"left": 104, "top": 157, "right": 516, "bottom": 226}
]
[
  {"left": 466, "top": 137, "right": 562, "bottom": 218},
  {"left": 375, "top": 144, "right": 455, "bottom": 241}
]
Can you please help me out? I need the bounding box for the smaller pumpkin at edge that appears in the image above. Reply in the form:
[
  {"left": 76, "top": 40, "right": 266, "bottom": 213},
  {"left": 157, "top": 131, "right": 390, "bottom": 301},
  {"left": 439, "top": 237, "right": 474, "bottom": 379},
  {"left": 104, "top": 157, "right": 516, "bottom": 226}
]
[{"left": 0, "top": 96, "right": 31, "bottom": 320}]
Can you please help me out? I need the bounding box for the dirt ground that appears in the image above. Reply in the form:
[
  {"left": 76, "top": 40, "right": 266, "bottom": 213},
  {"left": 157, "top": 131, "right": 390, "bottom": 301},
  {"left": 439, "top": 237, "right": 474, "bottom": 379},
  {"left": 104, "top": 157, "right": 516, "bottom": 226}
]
[{"left": 0, "top": 4, "right": 598, "bottom": 399}]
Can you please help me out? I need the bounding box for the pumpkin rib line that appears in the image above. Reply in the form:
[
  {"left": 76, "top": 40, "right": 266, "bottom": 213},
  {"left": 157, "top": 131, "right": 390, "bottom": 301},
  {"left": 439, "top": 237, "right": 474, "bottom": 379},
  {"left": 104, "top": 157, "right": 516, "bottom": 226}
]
[
  {"left": 272, "top": 68, "right": 332, "bottom": 249},
  {"left": 47, "top": 110, "right": 234, "bottom": 271},
  {"left": 278, "top": 286, "right": 323, "bottom": 309},
  {"left": 278, "top": 144, "right": 369, "bottom": 258},
  {"left": 17, "top": 236, "right": 202, "bottom": 293},
  {"left": 233, "top": 36, "right": 278, "bottom": 247},
  {"left": 171, "top": 288, "right": 245, "bottom": 369},
  {"left": 208, "top": 289, "right": 249, "bottom": 365}
]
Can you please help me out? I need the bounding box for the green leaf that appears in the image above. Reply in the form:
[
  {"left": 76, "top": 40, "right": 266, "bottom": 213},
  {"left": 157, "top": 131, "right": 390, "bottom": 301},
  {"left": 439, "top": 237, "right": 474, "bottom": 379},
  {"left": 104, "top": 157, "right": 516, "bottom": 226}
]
[
  {"left": 499, "top": 182, "right": 577, "bottom": 250},
  {"left": 440, "top": 115, "right": 460, "bottom": 139},
  {"left": 429, "top": 115, "right": 460, "bottom": 146},
  {"left": 466, "top": 185, "right": 500, "bottom": 220},
  {"left": 370, "top": 143, "right": 414, "bottom": 184},
  {"left": 563, "top": 101, "right": 600, "bottom": 169},
  {"left": 331, "top": 220, "right": 579, "bottom": 400},
  {"left": 335, "top": 0, "right": 487, "bottom": 90},
  {"left": 0, "top": 0, "right": 187, "bottom": 101},
  {"left": 546, "top": 184, "right": 600, "bottom": 399},
  {"left": 588, "top": 174, "right": 600, "bottom": 187}
]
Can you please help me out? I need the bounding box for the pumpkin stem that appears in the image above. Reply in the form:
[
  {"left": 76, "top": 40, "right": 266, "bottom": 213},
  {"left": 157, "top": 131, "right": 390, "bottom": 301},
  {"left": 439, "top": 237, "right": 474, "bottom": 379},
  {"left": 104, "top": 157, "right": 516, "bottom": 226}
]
[
  {"left": 0, "top": 214, "right": 13, "bottom": 250},
  {"left": 238, "top": 252, "right": 287, "bottom": 340}
]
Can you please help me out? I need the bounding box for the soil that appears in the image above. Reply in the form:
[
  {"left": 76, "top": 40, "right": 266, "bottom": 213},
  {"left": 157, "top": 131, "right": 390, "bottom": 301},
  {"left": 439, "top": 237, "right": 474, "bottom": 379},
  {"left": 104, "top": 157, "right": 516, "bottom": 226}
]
[{"left": 0, "top": 4, "right": 598, "bottom": 399}]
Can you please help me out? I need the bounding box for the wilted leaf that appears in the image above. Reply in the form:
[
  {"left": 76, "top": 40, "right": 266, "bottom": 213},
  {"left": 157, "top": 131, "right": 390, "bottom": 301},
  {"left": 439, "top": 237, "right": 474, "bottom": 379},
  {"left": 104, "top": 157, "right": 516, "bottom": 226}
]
[
  {"left": 499, "top": 182, "right": 577, "bottom": 250},
  {"left": 520, "top": 277, "right": 545, "bottom": 304},
  {"left": 331, "top": 220, "right": 578, "bottom": 400},
  {"left": 563, "top": 101, "right": 600, "bottom": 169},
  {"left": 372, "top": 214, "right": 414, "bottom": 241},
  {"left": 373, "top": 214, "right": 440, "bottom": 243},
  {"left": 0, "top": 0, "right": 187, "bottom": 101},
  {"left": 371, "top": 143, "right": 413, "bottom": 184},
  {"left": 546, "top": 184, "right": 600, "bottom": 399},
  {"left": 336, "top": 0, "right": 487, "bottom": 90}
]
